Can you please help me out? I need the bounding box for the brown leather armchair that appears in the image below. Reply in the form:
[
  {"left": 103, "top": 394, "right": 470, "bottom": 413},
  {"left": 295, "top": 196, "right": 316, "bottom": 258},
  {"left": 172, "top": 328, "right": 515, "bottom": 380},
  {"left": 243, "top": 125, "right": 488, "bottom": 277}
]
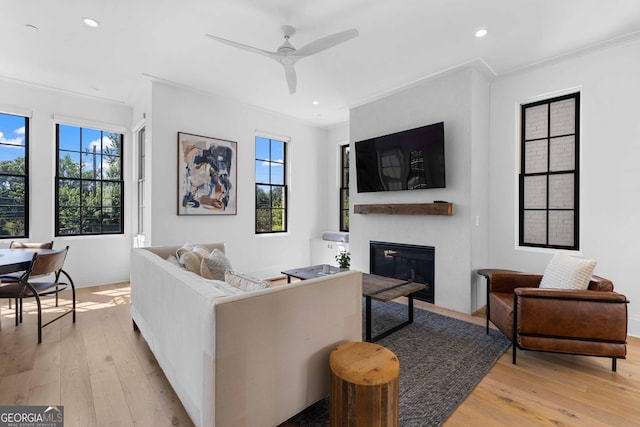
[{"left": 479, "top": 269, "right": 629, "bottom": 371}]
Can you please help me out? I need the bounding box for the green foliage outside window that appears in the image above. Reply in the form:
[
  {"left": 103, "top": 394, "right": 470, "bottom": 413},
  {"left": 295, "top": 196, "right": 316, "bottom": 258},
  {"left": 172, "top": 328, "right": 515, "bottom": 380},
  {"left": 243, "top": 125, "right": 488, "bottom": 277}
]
[
  {"left": 0, "top": 157, "right": 26, "bottom": 237},
  {"left": 256, "top": 185, "right": 285, "bottom": 232}
]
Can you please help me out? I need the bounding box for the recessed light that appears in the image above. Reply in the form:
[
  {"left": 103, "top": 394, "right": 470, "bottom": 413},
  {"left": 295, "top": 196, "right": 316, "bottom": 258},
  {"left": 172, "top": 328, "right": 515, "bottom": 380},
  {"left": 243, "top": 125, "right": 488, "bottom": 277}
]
[
  {"left": 312, "top": 101, "right": 319, "bottom": 105},
  {"left": 475, "top": 28, "right": 488, "bottom": 38},
  {"left": 83, "top": 17, "right": 100, "bottom": 28}
]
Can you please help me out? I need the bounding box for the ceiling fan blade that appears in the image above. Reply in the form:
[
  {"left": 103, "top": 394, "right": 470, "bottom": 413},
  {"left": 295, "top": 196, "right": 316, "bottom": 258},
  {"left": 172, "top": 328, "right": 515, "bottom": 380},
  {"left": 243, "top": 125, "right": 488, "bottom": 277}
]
[
  {"left": 283, "top": 63, "right": 297, "bottom": 94},
  {"left": 295, "top": 29, "right": 359, "bottom": 57},
  {"left": 205, "top": 33, "right": 276, "bottom": 59}
]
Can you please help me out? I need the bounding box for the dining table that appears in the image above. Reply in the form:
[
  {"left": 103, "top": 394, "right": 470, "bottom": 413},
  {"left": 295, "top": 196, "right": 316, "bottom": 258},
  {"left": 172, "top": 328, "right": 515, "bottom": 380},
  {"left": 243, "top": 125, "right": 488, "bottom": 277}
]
[{"left": 0, "top": 248, "right": 57, "bottom": 275}]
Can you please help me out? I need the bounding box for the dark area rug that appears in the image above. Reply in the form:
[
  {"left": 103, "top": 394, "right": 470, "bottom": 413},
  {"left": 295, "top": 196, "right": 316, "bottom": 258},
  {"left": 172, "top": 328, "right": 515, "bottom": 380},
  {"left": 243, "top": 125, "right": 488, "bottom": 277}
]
[{"left": 289, "top": 300, "right": 510, "bottom": 426}]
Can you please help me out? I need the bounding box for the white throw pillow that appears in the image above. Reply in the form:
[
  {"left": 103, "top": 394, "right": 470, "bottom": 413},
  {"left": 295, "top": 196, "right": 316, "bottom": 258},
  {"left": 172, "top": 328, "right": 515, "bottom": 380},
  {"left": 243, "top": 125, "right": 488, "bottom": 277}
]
[
  {"left": 539, "top": 252, "right": 596, "bottom": 290},
  {"left": 202, "top": 249, "right": 233, "bottom": 281},
  {"left": 225, "top": 271, "right": 270, "bottom": 292}
]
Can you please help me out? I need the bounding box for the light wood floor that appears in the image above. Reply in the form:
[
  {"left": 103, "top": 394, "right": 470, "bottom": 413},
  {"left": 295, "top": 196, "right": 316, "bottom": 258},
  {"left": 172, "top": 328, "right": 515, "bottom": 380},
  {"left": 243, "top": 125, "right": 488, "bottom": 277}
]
[{"left": 0, "top": 283, "right": 638, "bottom": 426}]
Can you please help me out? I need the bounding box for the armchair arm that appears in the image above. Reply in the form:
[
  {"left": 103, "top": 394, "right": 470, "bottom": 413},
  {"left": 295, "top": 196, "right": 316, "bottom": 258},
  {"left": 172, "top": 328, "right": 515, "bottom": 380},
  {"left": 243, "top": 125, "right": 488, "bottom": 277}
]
[
  {"left": 486, "top": 272, "right": 542, "bottom": 293},
  {"left": 588, "top": 275, "right": 614, "bottom": 292},
  {"left": 514, "top": 288, "right": 628, "bottom": 342}
]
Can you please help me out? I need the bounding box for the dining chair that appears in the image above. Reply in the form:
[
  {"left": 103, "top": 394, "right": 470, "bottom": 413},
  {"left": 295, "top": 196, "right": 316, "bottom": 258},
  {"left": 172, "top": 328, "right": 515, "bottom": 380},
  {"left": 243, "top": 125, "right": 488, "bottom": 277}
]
[
  {"left": 2, "top": 241, "right": 54, "bottom": 310},
  {"left": 0, "top": 246, "right": 74, "bottom": 343}
]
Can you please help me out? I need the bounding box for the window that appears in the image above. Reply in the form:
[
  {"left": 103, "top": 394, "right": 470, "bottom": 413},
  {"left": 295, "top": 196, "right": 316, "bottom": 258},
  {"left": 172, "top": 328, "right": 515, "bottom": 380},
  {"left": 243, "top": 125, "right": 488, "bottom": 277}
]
[
  {"left": 0, "top": 112, "right": 28, "bottom": 238},
  {"left": 519, "top": 92, "right": 579, "bottom": 250},
  {"left": 340, "top": 144, "right": 349, "bottom": 231},
  {"left": 56, "top": 124, "right": 124, "bottom": 236},
  {"left": 255, "top": 136, "right": 287, "bottom": 233},
  {"left": 136, "top": 126, "right": 145, "bottom": 235}
]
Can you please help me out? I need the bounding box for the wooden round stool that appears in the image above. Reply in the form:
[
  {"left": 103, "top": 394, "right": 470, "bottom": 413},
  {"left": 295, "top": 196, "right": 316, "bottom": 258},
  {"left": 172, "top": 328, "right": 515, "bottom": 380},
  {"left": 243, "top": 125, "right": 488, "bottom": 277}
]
[{"left": 329, "top": 341, "right": 399, "bottom": 427}]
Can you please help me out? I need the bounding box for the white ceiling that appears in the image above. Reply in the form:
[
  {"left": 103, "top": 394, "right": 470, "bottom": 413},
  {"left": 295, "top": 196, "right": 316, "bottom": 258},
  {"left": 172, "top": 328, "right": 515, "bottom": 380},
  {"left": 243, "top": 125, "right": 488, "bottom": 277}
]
[{"left": 3, "top": 0, "right": 640, "bottom": 127}]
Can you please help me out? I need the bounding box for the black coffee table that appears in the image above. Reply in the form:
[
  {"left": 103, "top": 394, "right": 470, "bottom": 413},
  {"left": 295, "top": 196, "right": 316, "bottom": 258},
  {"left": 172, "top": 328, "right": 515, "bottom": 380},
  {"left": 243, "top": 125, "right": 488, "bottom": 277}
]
[
  {"left": 281, "top": 265, "right": 427, "bottom": 342},
  {"left": 281, "top": 264, "right": 342, "bottom": 282}
]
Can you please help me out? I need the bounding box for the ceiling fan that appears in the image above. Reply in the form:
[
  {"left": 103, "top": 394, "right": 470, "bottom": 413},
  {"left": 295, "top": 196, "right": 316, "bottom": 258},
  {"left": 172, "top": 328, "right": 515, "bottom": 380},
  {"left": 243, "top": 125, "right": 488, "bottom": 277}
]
[{"left": 205, "top": 25, "right": 359, "bottom": 94}]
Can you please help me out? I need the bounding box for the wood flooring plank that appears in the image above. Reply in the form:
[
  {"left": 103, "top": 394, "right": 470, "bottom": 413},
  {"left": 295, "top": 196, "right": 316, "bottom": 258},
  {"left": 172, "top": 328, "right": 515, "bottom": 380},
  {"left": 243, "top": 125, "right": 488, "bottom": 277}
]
[
  {"left": 101, "top": 303, "right": 175, "bottom": 426},
  {"left": 146, "top": 369, "right": 194, "bottom": 427},
  {"left": 27, "top": 381, "right": 60, "bottom": 406},
  {"left": 29, "top": 338, "right": 61, "bottom": 391},
  {"left": 80, "top": 302, "right": 135, "bottom": 426},
  {"left": 60, "top": 317, "right": 97, "bottom": 427},
  {"left": 0, "top": 371, "right": 33, "bottom": 406}
]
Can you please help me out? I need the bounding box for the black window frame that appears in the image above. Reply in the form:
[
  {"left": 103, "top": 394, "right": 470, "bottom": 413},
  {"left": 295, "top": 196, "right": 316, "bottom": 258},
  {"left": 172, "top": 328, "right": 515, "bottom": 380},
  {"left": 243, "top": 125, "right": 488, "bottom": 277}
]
[
  {"left": 339, "top": 144, "right": 349, "bottom": 232},
  {"left": 255, "top": 136, "right": 287, "bottom": 234},
  {"left": 519, "top": 92, "right": 580, "bottom": 250},
  {"left": 0, "top": 112, "right": 29, "bottom": 239},
  {"left": 55, "top": 123, "right": 124, "bottom": 236}
]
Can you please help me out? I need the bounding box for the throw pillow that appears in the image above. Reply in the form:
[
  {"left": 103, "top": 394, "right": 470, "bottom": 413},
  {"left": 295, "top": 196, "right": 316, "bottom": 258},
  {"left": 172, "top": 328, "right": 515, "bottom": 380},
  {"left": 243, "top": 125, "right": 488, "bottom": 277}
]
[
  {"left": 202, "top": 249, "right": 233, "bottom": 281},
  {"left": 225, "top": 271, "right": 270, "bottom": 292},
  {"left": 200, "top": 259, "right": 213, "bottom": 279},
  {"left": 179, "top": 251, "right": 201, "bottom": 275},
  {"left": 176, "top": 242, "right": 195, "bottom": 259},
  {"left": 191, "top": 245, "right": 211, "bottom": 260},
  {"left": 539, "top": 252, "right": 596, "bottom": 290}
]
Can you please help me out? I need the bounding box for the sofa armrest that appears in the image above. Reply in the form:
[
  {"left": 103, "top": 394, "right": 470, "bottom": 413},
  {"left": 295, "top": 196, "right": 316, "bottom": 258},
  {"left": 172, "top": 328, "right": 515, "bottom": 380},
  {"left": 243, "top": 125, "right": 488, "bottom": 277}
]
[{"left": 515, "top": 288, "right": 628, "bottom": 342}]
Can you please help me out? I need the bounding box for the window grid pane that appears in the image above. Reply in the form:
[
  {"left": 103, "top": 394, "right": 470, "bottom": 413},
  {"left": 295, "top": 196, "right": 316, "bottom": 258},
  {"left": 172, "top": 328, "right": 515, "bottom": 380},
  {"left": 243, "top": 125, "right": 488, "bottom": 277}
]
[
  {"left": 56, "top": 124, "right": 124, "bottom": 236},
  {"left": 520, "top": 93, "right": 579, "bottom": 250}
]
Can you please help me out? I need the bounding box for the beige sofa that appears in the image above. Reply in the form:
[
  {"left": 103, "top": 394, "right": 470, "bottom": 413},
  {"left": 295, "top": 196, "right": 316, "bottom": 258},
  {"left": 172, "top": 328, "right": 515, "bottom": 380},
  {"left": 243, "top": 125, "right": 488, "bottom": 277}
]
[{"left": 130, "top": 243, "right": 362, "bottom": 427}]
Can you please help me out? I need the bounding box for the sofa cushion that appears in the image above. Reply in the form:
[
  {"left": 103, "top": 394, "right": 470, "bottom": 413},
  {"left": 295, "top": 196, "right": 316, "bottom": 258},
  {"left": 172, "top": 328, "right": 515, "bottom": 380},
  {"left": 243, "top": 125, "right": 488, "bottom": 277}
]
[
  {"left": 539, "top": 252, "right": 596, "bottom": 290},
  {"left": 225, "top": 271, "right": 270, "bottom": 292},
  {"left": 206, "top": 279, "right": 246, "bottom": 296},
  {"left": 202, "top": 249, "right": 233, "bottom": 281}
]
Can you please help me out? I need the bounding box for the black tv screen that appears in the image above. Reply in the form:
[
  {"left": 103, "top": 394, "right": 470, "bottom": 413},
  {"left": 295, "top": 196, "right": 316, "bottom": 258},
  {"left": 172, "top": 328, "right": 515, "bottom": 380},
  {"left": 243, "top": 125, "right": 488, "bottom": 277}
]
[{"left": 355, "top": 121, "right": 445, "bottom": 193}]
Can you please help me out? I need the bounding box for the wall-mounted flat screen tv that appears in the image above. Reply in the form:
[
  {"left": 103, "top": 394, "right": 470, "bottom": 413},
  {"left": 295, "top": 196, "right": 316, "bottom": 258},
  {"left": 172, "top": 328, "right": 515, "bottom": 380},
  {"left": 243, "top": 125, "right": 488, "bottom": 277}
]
[{"left": 355, "top": 121, "right": 445, "bottom": 193}]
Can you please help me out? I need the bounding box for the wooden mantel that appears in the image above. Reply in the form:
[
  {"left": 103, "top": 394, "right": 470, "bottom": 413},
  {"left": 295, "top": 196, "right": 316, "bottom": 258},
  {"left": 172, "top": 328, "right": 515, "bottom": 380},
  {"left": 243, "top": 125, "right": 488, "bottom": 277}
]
[{"left": 353, "top": 202, "right": 453, "bottom": 216}]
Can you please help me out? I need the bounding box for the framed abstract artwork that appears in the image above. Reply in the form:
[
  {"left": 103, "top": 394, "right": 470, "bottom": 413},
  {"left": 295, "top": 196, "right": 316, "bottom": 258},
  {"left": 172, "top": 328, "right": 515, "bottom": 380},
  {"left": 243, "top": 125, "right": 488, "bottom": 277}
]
[{"left": 177, "top": 132, "right": 237, "bottom": 215}]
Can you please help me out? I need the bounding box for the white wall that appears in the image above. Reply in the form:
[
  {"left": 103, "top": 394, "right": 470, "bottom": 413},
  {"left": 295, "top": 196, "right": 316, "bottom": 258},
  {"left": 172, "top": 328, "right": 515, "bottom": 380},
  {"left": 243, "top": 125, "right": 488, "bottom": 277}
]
[
  {"left": 488, "top": 37, "right": 640, "bottom": 336},
  {"left": 324, "top": 122, "right": 349, "bottom": 233},
  {"left": 349, "top": 68, "right": 490, "bottom": 313},
  {"left": 0, "top": 80, "right": 133, "bottom": 287},
  {"left": 147, "top": 82, "right": 329, "bottom": 278}
]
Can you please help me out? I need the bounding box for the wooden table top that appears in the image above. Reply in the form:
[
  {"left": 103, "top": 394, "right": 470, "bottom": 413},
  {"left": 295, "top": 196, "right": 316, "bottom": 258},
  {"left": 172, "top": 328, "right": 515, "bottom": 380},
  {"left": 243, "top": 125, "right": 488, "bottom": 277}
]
[{"left": 362, "top": 273, "right": 426, "bottom": 302}]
